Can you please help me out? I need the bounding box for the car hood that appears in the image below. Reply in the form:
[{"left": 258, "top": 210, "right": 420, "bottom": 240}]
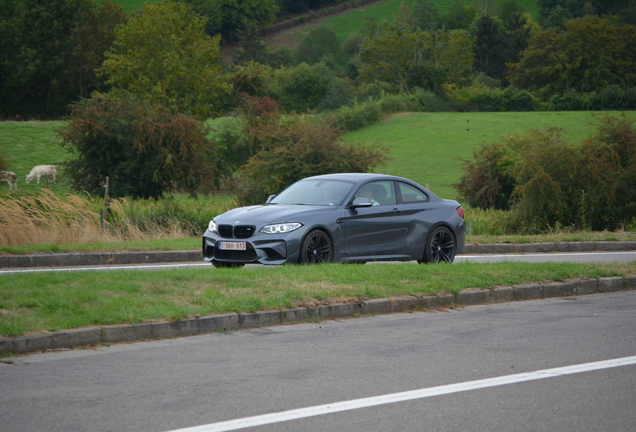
[{"left": 215, "top": 204, "right": 338, "bottom": 225}]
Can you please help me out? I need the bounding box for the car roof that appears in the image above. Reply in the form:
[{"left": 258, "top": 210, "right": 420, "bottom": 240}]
[
  {"left": 302, "top": 173, "right": 441, "bottom": 199},
  {"left": 305, "top": 173, "right": 405, "bottom": 183}
]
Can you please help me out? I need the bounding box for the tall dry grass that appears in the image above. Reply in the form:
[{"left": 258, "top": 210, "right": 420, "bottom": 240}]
[{"left": 0, "top": 190, "right": 192, "bottom": 247}]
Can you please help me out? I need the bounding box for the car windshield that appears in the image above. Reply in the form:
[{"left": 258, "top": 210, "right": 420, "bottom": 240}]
[{"left": 270, "top": 179, "right": 355, "bottom": 206}]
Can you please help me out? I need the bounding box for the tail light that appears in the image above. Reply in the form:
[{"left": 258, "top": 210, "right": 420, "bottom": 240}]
[{"left": 456, "top": 206, "right": 465, "bottom": 219}]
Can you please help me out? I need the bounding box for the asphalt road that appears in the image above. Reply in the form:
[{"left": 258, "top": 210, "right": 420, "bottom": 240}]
[
  {"left": 2, "top": 251, "right": 636, "bottom": 274},
  {"left": 2, "top": 292, "right": 635, "bottom": 432}
]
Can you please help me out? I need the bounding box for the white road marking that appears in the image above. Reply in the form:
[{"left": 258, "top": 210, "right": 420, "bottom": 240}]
[
  {"left": 165, "top": 356, "right": 636, "bottom": 432},
  {"left": 2, "top": 251, "right": 635, "bottom": 275},
  {"left": 0, "top": 262, "right": 210, "bottom": 275},
  {"left": 455, "top": 251, "right": 636, "bottom": 263}
]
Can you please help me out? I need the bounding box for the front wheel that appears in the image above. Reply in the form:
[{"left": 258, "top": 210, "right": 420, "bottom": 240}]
[
  {"left": 300, "top": 230, "right": 333, "bottom": 264},
  {"left": 421, "top": 226, "right": 456, "bottom": 264}
]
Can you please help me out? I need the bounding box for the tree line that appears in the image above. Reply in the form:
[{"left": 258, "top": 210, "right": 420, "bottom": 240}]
[
  {"left": 2, "top": 0, "right": 636, "bottom": 232},
  {"left": 2, "top": 0, "right": 636, "bottom": 119}
]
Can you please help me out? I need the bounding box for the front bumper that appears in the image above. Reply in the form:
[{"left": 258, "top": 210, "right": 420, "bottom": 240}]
[{"left": 202, "top": 230, "right": 297, "bottom": 265}]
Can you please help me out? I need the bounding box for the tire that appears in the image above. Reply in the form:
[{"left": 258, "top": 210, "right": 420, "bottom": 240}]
[
  {"left": 299, "top": 229, "right": 333, "bottom": 264},
  {"left": 421, "top": 226, "right": 456, "bottom": 264},
  {"left": 212, "top": 261, "right": 245, "bottom": 268}
]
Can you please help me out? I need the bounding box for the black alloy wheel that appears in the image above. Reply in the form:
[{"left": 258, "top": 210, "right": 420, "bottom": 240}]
[
  {"left": 300, "top": 229, "right": 333, "bottom": 264},
  {"left": 422, "top": 226, "right": 456, "bottom": 263}
]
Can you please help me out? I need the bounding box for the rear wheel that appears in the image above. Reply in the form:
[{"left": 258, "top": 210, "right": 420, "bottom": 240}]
[
  {"left": 421, "top": 226, "right": 456, "bottom": 264},
  {"left": 300, "top": 230, "right": 333, "bottom": 264},
  {"left": 212, "top": 261, "right": 245, "bottom": 268}
]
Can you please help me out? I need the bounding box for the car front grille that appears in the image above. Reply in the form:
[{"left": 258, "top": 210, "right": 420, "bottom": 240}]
[{"left": 218, "top": 224, "right": 256, "bottom": 239}]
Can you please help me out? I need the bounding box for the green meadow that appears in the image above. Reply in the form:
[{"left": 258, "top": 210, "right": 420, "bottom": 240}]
[
  {"left": 4, "top": 111, "right": 634, "bottom": 200},
  {"left": 343, "top": 111, "right": 636, "bottom": 200}
]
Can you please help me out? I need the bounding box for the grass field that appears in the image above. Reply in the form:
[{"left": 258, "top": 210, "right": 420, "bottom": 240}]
[
  {"left": 1, "top": 260, "right": 633, "bottom": 337},
  {"left": 4, "top": 111, "right": 633, "bottom": 200},
  {"left": 343, "top": 111, "right": 636, "bottom": 200}
]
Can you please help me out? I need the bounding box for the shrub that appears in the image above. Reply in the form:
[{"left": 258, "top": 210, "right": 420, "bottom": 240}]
[
  {"left": 377, "top": 93, "right": 421, "bottom": 113},
  {"left": 317, "top": 77, "right": 355, "bottom": 112},
  {"left": 454, "top": 134, "right": 524, "bottom": 210},
  {"left": 548, "top": 89, "right": 592, "bottom": 111},
  {"left": 329, "top": 101, "right": 383, "bottom": 132},
  {"left": 458, "top": 115, "right": 636, "bottom": 232},
  {"left": 60, "top": 92, "right": 218, "bottom": 199},
  {"left": 268, "top": 63, "right": 333, "bottom": 112},
  {"left": 446, "top": 85, "right": 541, "bottom": 112},
  {"left": 296, "top": 26, "right": 343, "bottom": 65},
  {"left": 236, "top": 115, "right": 390, "bottom": 205},
  {"left": 412, "top": 88, "right": 459, "bottom": 112},
  {"left": 590, "top": 86, "right": 636, "bottom": 111}
]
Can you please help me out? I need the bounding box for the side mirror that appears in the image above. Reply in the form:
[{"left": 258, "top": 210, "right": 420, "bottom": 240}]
[
  {"left": 349, "top": 197, "right": 373, "bottom": 208},
  {"left": 266, "top": 194, "right": 276, "bottom": 204}
]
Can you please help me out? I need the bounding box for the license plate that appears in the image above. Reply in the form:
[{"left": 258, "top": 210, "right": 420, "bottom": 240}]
[{"left": 218, "top": 241, "right": 246, "bottom": 251}]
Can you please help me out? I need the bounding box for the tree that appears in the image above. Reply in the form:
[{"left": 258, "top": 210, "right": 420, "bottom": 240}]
[
  {"left": 181, "top": 0, "right": 223, "bottom": 36},
  {"left": 232, "top": 22, "right": 273, "bottom": 65},
  {"left": 413, "top": 0, "right": 440, "bottom": 30},
  {"left": 270, "top": 63, "right": 333, "bottom": 112},
  {"left": 219, "top": 0, "right": 278, "bottom": 42},
  {"left": 359, "top": 24, "right": 473, "bottom": 94},
  {"left": 100, "top": 1, "right": 231, "bottom": 119},
  {"left": 69, "top": 0, "right": 126, "bottom": 99},
  {"left": 231, "top": 61, "right": 273, "bottom": 98},
  {"left": 508, "top": 16, "right": 636, "bottom": 98},
  {"left": 296, "top": 26, "right": 342, "bottom": 65},
  {"left": 500, "top": 7, "right": 537, "bottom": 66},
  {"left": 394, "top": 1, "right": 417, "bottom": 30},
  {"left": 0, "top": 0, "right": 95, "bottom": 118},
  {"left": 471, "top": 15, "right": 508, "bottom": 81},
  {"left": 60, "top": 92, "right": 217, "bottom": 199},
  {"left": 442, "top": 0, "right": 477, "bottom": 30}
]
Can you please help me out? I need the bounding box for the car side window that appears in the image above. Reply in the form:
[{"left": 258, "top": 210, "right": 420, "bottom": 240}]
[
  {"left": 397, "top": 182, "right": 429, "bottom": 203},
  {"left": 354, "top": 181, "right": 396, "bottom": 206}
]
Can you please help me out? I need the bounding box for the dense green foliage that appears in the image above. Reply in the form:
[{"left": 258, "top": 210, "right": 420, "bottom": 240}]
[
  {"left": 508, "top": 16, "right": 636, "bottom": 98},
  {"left": 101, "top": 1, "right": 231, "bottom": 119},
  {"left": 214, "top": 97, "right": 390, "bottom": 205},
  {"left": 0, "top": 0, "right": 107, "bottom": 118},
  {"left": 59, "top": 92, "right": 217, "bottom": 199},
  {"left": 455, "top": 114, "right": 636, "bottom": 231}
]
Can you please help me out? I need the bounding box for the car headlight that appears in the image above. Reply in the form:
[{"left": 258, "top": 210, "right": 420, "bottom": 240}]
[
  {"left": 260, "top": 223, "right": 302, "bottom": 234},
  {"left": 208, "top": 220, "right": 217, "bottom": 232}
]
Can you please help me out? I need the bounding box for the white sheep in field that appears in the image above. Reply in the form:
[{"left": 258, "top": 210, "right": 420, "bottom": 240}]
[
  {"left": 0, "top": 171, "right": 18, "bottom": 191},
  {"left": 26, "top": 165, "right": 57, "bottom": 184}
]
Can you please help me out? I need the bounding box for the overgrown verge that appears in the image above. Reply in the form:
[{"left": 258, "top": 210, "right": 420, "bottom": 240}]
[{"left": 0, "top": 190, "right": 232, "bottom": 247}]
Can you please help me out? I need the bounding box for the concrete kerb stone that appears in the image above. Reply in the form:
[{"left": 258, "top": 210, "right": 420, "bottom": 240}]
[
  {"left": 103, "top": 323, "right": 153, "bottom": 343},
  {"left": 360, "top": 299, "right": 392, "bottom": 315},
  {"left": 598, "top": 277, "right": 625, "bottom": 293},
  {"left": 2, "top": 277, "right": 636, "bottom": 356},
  {"left": 240, "top": 310, "right": 281, "bottom": 329},
  {"left": 456, "top": 288, "right": 492, "bottom": 306},
  {"left": 513, "top": 283, "right": 543, "bottom": 301}
]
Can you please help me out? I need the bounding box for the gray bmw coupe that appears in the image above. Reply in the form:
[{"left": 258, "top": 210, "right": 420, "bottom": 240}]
[{"left": 202, "top": 173, "right": 465, "bottom": 267}]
